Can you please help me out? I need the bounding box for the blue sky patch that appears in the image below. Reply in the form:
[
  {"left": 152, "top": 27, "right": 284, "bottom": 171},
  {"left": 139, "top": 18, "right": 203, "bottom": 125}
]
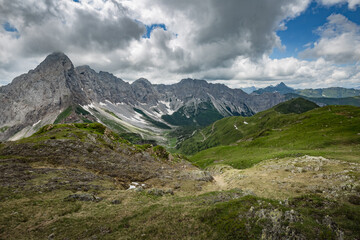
[
  {"left": 73, "top": 0, "right": 80, "bottom": 3},
  {"left": 3, "top": 22, "right": 18, "bottom": 33},
  {"left": 271, "top": 1, "right": 360, "bottom": 59},
  {"left": 143, "top": 23, "right": 167, "bottom": 38}
]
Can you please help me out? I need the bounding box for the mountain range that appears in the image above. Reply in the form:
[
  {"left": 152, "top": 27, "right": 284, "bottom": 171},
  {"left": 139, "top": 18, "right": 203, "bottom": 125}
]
[
  {"left": 0, "top": 52, "right": 285, "bottom": 142},
  {"left": 252, "top": 82, "right": 360, "bottom": 98},
  {"left": 1, "top": 52, "right": 359, "bottom": 144}
]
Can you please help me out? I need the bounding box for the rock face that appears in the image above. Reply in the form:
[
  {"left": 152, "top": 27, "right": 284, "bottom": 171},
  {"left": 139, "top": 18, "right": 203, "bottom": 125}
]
[{"left": 0, "top": 52, "right": 285, "bottom": 141}]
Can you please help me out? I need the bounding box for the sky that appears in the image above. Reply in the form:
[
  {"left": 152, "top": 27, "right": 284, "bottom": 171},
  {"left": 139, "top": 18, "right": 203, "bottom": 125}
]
[{"left": 0, "top": 0, "right": 360, "bottom": 89}]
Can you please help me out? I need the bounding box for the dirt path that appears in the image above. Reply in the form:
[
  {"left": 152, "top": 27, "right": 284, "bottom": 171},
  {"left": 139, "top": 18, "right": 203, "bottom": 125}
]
[
  {"left": 213, "top": 175, "right": 228, "bottom": 189},
  {"left": 200, "top": 131, "right": 206, "bottom": 142}
]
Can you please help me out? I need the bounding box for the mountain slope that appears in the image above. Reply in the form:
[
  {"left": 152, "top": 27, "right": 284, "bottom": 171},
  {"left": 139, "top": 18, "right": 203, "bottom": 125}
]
[
  {"left": 0, "top": 123, "right": 208, "bottom": 188},
  {"left": 0, "top": 53, "right": 285, "bottom": 142},
  {"left": 1, "top": 123, "right": 359, "bottom": 239},
  {"left": 184, "top": 104, "right": 360, "bottom": 169},
  {"left": 178, "top": 98, "right": 319, "bottom": 155}
]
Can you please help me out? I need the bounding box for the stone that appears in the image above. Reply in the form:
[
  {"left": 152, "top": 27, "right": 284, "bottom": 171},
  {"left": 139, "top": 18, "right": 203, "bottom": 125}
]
[
  {"left": 64, "top": 194, "right": 102, "bottom": 202},
  {"left": 111, "top": 200, "right": 121, "bottom": 205}
]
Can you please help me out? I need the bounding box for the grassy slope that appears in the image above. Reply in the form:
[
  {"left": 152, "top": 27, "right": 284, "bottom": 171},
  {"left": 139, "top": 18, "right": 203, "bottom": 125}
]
[
  {"left": 1, "top": 124, "right": 360, "bottom": 239},
  {"left": 179, "top": 98, "right": 319, "bottom": 155},
  {"left": 189, "top": 104, "right": 360, "bottom": 169},
  {"left": 2, "top": 187, "right": 359, "bottom": 239}
]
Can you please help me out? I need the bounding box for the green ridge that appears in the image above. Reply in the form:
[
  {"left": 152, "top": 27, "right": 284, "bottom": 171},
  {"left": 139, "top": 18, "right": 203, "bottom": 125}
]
[
  {"left": 184, "top": 104, "right": 360, "bottom": 169},
  {"left": 54, "top": 106, "right": 73, "bottom": 124}
]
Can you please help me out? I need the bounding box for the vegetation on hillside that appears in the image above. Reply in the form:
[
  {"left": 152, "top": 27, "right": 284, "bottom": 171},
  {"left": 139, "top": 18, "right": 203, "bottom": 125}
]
[
  {"left": 178, "top": 98, "right": 319, "bottom": 155},
  {"left": 181, "top": 103, "right": 360, "bottom": 169},
  {"left": 274, "top": 97, "right": 319, "bottom": 114},
  {"left": 162, "top": 102, "right": 224, "bottom": 126},
  {"left": 1, "top": 112, "right": 360, "bottom": 239},
  {"left": 54, "top": 105, "right": 93, "bottom": 124}
]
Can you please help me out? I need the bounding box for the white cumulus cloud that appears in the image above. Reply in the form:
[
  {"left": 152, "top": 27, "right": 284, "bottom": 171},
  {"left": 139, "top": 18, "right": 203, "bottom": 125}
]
[{"left": 300, "top": 14, "right": 360, "bottom": 64}]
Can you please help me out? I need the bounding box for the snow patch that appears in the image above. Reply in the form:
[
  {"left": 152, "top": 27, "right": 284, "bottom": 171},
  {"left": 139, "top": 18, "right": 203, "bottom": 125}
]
[
  {"left": 82, "top": 103, "right": 96, "bottom": 112},
  {"left": 128, "top": 182, "right": 145, "bottom": 190},
  {"left": 159, "top": 100, "right": 175, "bottom": 115},
  {"left": 32, "top": 120, "right": 41, "bottom": 127},
  {"left": 234, "top": 124, "right": 238, "bottom": 130},
  {"left": 99, "top": 102, "right": 106, "bottom": 106},
  {"left": 244, "top": 121, "right": 248, "bottom": 125},
  {"left": 105, "top": 99, "right": 114, "bottom": 105},
  {"left": 121, "top": 111, "right": 147, "bottom": 125}
]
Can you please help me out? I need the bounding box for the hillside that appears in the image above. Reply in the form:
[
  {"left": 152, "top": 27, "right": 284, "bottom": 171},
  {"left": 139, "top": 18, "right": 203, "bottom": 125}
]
[
  {"left": 182, "top": 103, "right": 360, "bottom": 169},
  {"left": 178, "top": 98, "right": 320, "bottom": 155},
  {"left": 1, "top": 123, "right": 360, "bottom": 239}
]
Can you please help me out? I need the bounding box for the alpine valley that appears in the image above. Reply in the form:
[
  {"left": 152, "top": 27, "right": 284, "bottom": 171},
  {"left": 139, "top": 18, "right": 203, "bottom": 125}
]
[{"left": 1, "top": 53, "right": 360, "bottom": 240}]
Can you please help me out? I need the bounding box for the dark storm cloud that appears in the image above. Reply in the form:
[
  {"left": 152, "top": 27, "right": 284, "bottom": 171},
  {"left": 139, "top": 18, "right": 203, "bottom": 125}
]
[{"left": 0, "top": 0, "right": 145, "bottom": 56}]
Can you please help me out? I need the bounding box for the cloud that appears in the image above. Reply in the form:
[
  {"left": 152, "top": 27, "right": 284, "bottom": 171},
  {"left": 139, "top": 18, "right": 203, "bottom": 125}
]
[
  {"left": 300, "top": 14, "right": 360, "bottom": 63},
  {"left": 0, "top": 0, "right": 359, "bottom": 89},
  {"left": 211, "top": 56, "right": 360, "bottom": 89},
  {"left": 123, "top": 0, "right": 311, "bottom": 73},
  {"left": 318, "top": 0, "right": 360, "bottom": 9},
  {"left": 0, "top": 0, "right": 145, "bottom": 65}
]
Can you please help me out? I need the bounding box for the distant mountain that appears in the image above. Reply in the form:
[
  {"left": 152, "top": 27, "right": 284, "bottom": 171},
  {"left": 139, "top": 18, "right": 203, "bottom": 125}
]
[
  {"left": 240, "top": 86, "right": 257, "bottom": 94},
  {"left": 253, "top": 82, "right": 296, "bottom": 95},
  {"left": 295, "top": 87, "right": 360, "bottom": 98},
  {"left": 285, "top": 93, "right": 360, "bottom": 107},
  {"left": 0, "top": 52, "right": 285, "bottom": 141},
  {"left": 255, "top": 82, "right": 360, "bottom": 98}
]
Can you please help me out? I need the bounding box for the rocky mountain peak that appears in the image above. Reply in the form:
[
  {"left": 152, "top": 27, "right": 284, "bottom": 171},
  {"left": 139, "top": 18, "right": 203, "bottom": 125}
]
[
  {"left": 76, "top": 65, "right": 93, "bottom": 74},
  {"left": 179, "top": 78, "right": 208, "bottom": 86},
  {"left": 132, "top": 78, "right": 152, "bottom": 87},
  {"left": 35, "top": 52, "right": 74, "bottom": 73}
]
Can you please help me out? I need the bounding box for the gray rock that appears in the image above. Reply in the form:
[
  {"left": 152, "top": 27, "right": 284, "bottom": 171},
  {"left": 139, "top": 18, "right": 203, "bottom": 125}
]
[
  {"left": 64, "top": 193, "right": 102, "bottom": 202},
  {"left": 111, "top": 200, "right": 121, "bottom": 205},
  {"left": 146, "top": 188, "right": 174, "bottom": 196}
]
